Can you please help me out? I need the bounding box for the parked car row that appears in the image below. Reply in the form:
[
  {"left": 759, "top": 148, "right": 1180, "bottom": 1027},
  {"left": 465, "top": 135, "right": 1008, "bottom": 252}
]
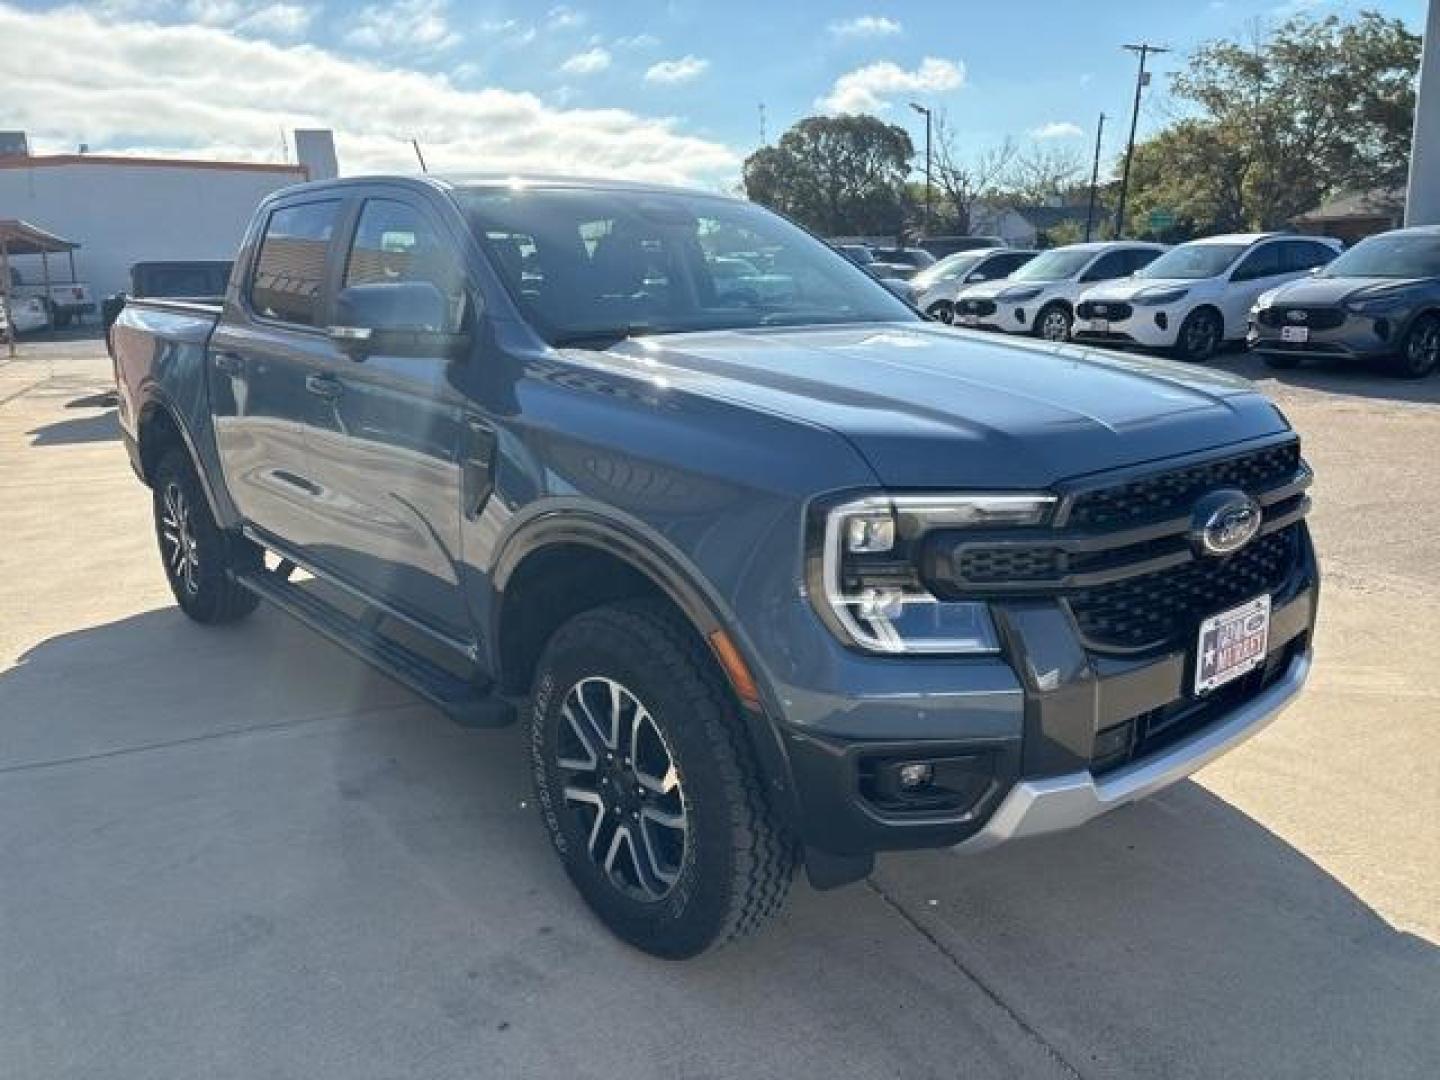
[{"left": 0, "top": 293, "right": 53, "bottom": 336}]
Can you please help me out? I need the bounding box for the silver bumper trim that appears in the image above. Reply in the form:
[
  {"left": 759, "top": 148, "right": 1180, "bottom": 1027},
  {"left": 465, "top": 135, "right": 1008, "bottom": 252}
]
[{"left": 954, "top": 651, "right": 1311, "bottom": 854}]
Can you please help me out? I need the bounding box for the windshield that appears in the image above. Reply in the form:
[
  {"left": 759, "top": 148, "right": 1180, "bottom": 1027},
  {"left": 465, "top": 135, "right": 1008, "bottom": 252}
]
[
  {"left": 1009, "top": 248, "right": 1096, "bottom": 282},
  {"left": 1323, "top": 234, "right": 1440, "bottom": 279},
  {"left": 912, "top": 252, "right": 985, "bottom": 288},
  {"left": 1136, "top": 243, "right": 1248, "bottom": 280},
  {"left": 457, "top": 187, "right": 915, "bottom": 344}
]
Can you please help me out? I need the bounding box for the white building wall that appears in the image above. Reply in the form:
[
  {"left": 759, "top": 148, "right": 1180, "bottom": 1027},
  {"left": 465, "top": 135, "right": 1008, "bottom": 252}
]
[{"left": 0, "top": 160, "right": 307, "bottom": 300}]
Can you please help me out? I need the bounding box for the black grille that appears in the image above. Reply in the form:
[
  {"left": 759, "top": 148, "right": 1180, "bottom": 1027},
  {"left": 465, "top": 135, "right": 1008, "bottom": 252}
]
[
  {"left": 958, "top": 299, "right": 997, "bottom": 317},
  {"left": 1077, "top": 300, "right": 1133, "bottom": 321},
  {"left": 1068, "top": 526, "right": 1299, "bottom": 651},
  {"left": 1258, "top": 306, "right": 1345, "bottom": 330},
  {"left": 1067, "top": 442, "right": 1302, "bottom": 530},
  {"left": 954, "top": 546, "right": 1064, "bottom": 583}
]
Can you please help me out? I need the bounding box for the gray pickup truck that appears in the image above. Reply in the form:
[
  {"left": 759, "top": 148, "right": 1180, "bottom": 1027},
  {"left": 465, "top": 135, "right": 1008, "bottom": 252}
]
[{"left": 112, "top": 175, "right": 1317, "bottom": 958}]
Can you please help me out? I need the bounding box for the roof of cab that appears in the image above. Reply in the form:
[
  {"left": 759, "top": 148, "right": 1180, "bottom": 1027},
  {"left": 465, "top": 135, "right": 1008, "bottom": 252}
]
[{"left": 270, "top": 172, "right": 733, "bottom": 200}]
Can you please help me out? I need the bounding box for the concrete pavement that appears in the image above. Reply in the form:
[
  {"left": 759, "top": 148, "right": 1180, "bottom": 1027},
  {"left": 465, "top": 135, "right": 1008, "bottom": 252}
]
[{"left": 1, "top": 338, "right": 1435, "bottom": 1079}]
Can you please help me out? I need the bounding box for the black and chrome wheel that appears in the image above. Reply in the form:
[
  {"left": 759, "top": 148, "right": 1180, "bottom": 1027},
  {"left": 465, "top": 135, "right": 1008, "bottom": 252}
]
[
  {"left": 1035, "top": 302, "right": 1072, "bottom": 342},
  {"left": 926, "top": 300, "right": 955, "bottom": 324},
  {"left": 1174, "top": 307, "right": 1223, "bottom": 362},
  {"left": 531, "top": 601, "right": 797, "bottom": 958},
  {"left": 152, "top": 448, "right": 261, "bottom": 624},
  {"left": 1393, "top": 313, "right": 1440, "bottom": 378}
]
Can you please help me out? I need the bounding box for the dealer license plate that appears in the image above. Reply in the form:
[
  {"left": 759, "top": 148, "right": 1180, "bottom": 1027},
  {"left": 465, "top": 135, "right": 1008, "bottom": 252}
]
[
  {"left": 959, "top": 313, "right": 980, "bottom": 326},
  {"left": 1194, "top": 595, "right": 1270, "bottom": 695},
  {"left": 1280, "top": 325, "right": 1309, "bottom": 343}
]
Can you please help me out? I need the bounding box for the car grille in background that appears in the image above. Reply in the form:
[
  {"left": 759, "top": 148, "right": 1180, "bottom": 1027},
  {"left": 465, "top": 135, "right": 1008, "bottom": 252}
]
[
  {"left": 1257, "top": 306, "right": 1345, "bottom": 330},
  {"left": 1067, "top": 441, "right": 1301, "bottom": 530},
  {"left": 1068, "top": 526, "right": 1299, "bottom": 651},
  {"left": 930, "top": 441, "right": 1310, "bottom": 654},
  {"left": 1076, "top": 300, "right": 1133, "bottom": 322},
  {"left": 957, "top": 299, "right": 997, "bottom": 317}
]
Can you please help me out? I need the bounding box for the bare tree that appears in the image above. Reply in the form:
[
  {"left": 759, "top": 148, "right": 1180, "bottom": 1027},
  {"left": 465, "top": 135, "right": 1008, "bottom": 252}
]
[
  {"left": 931, "top": 112, "right": 1018, "bottom": 233},
  {"left": 1008, "top": 144, "right": 1087, "bottom": 206}
]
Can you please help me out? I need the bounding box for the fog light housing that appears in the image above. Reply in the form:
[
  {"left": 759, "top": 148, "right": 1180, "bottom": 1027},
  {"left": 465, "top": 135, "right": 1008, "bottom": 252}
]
[
  {"left": 1155, "top": 311, "right": 1169, "bottom": 331},
  {"left": 1015, "top": 307, "right": 1027, "bottom": 324},
  {"left": 897, "top": 762, "right": 934, "bottom": 790},
  {"left": 862, "top": 754, "right": 996, "bottom": 815}
]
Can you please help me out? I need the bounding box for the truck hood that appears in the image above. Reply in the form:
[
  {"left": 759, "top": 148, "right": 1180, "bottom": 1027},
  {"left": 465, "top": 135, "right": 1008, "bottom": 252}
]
[
  {"left": 596, "top": 323, "right": 1287, "bottom": 488},
  {"left": 1265, "top": 275, "right": 1436, "bottom": 306}
]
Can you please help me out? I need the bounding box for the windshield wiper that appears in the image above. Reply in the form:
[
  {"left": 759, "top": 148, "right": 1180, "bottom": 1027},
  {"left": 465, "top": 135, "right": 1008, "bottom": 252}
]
[{"left": 550, "top": 324, "right": 657, "bottom": 350}]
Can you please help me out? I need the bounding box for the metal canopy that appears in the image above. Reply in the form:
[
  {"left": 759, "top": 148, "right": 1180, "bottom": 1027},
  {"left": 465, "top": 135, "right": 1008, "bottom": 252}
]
[{"left": 0, "top": 219, "right": 80, "bottom": 255}]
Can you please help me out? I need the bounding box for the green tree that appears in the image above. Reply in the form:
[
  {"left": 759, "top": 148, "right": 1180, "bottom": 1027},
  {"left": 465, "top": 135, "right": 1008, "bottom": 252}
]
[
  {"left": 1127, "top": 12, "right": 1419, "bottom": 234},
  {"left": 743, "top": 115, "right": 914, "bottom": 236}
]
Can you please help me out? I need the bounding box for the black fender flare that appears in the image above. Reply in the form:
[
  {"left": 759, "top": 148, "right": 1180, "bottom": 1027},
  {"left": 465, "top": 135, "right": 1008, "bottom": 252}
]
[
  {"left": 135, "top": 391, "right": 233, "bottom": 525},
  {"left": 489, "top": 501, "right": 802, "bottom": 829}
]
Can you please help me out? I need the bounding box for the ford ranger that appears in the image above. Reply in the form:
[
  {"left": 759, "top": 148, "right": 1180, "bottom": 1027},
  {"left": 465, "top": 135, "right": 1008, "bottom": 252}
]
[{"left": 111, "top": 175, "right": 1317, "bottom": 958}]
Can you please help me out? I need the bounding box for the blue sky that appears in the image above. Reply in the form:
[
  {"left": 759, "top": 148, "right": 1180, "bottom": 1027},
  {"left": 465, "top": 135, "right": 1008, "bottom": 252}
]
[{"left": 2, "top": 0, "right": 1428, "bottom": 185}]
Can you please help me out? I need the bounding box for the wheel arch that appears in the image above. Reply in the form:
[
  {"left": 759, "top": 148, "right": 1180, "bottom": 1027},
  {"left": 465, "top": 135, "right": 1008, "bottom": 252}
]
[{"left": 135, "top": 395, "right": 227, "bottom": 522}]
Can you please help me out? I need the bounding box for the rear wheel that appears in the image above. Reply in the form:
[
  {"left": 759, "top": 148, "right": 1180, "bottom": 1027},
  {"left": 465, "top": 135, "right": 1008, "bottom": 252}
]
[
  {"left": 1035, "top": 302, "right": 1072, "bottom": 342},
  {"left": 530, "top": 600, "right": 797, "bottom": 958},
  {"left": 1392, "top": 313, "right": 1440, "bottom": 378},
  {"left": 926, "top": 300, "right": 955, "bottom": 324},
  {"left": 152, "top": 449, "right": 261, "bottom": 624},
  {"left": 1173, "top": 308, "right": 1223, "bottom": 362}
]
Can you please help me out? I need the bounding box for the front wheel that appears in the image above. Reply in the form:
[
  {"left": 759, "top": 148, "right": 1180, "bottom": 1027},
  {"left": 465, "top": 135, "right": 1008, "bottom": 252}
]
[
  {"left": 152, "top": 449, "right": 261, "bottom": 624},
  {"left": 1173, "top": 308, "right": 1223, "bottom": 363},
  {"left": 926, "top": 300, "right": 955, "bottom": 324},
  {"left": 1392, "top": 313, "right": 1440, "bottom": 378},
  {"left": 1035, "top": 302, "right": 1072, "bottom": 341},
  {"left": 530, "top": 600, "right": 797, "bottom": 958}
]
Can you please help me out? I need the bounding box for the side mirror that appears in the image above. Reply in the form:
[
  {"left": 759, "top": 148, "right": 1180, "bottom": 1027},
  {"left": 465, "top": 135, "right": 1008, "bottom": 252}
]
[{"left": 329, "top": 282, "right": 468, "bottom": 359}]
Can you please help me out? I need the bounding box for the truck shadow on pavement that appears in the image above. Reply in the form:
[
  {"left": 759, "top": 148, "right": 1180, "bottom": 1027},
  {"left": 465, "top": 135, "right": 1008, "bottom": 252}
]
[
  {"left": 2, "top": 606, "right": 1436, "bottom": 1079},
  {"left": 27, "top": 408, "right": 118, "bottom": 446}
]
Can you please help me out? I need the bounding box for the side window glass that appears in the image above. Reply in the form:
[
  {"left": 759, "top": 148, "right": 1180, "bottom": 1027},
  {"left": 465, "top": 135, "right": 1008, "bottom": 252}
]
[
  {"left": 1305, "top": 241, "right": 1338, "bottom": 269},
  {"left": 1081, "top": 251, "right": 1128, "bottom": 282},
  {"left": 250, "top": 200, "right": 341, "bottom": 326},
  {"left": 1128, "top": 248, "right": 1162, "bottom": 274},
  {"left": 345, "top": 199, "right": 467, "bottom": 332},
  {"left": 1232, "top": 244, "right": 1281, "bottom": 282}
]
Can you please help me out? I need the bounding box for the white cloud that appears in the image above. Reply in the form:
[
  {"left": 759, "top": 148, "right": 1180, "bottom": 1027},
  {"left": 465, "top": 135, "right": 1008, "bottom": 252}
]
[
  {"left": 0, "top": 3, "right": 736, "bottom": 184},
  {"left": 547, "top": 4, "right": 585, "bottom": 29},
  {"left": 827, "top": 15, "right": 902, "bottom": 37},
  {"left": 644, "top": 55, "right": 709, "bottom": 84},
  {"left": 559, "top": 46, "right": 610, "bottom": 74},
  {"left": 818, "top": 57, "right": 965, "bottom": 113},
  {"left": 1030, "top": 121, "right": 1084, "bottom": 140},
  {"left": 614, "top": 33, "right": 659, "bottom": 49},
  {"left": 345, "top": 0, "right": 458, "bottom": 52}
]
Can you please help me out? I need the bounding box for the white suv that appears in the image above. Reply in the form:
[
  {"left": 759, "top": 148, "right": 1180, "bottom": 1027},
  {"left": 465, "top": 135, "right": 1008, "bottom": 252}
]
[
  {"left": 1072, "top": 233, "right": 1342, "bottom": 361},
  {"left": 913, "top": 248, "right": 1038, "bottom": 323},
  {"left": 951, "top": 241, "right": 1167, "bottom": 341}
]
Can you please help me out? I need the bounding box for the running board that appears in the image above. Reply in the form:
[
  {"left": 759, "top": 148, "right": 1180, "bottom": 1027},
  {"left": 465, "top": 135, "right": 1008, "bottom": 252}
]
[{"left": 234, "top": 568, "right": 514, "bottom": 729}]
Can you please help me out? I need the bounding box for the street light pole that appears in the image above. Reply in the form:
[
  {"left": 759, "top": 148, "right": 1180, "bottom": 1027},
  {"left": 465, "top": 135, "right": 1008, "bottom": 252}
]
[
  {"left": 910, "top": 102, "right": 933, "bottom": 238},
  {"left": 1114, "top": 42, "right": 1168, "bottom": 239},
  {"left": 1085, "top": 111, "right": 1106, "bottom": 242}
]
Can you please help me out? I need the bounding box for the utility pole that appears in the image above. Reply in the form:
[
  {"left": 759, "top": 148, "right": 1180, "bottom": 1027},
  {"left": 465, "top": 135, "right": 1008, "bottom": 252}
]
[
  {"left": 1085, "top": 111, "right": 1106, "bottom": 241},
  {"left": 909, "top": 101, "right": 933, "bottom": 237},
  {"left": 1114, "top": 42, "right": 1168, "bottom": 238}
]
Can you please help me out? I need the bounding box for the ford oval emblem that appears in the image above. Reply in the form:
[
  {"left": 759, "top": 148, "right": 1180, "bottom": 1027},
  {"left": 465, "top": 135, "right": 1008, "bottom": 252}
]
[
  {"left": 1287, "top": 309, "right": 1308, "bottom": 322},
  {"left": 1190, "top": 489, "right": 1262, "bottom": 558}
]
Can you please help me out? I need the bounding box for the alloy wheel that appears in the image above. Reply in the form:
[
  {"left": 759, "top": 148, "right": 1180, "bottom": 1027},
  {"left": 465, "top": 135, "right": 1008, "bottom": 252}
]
[
  {"left": 556, "top": 676, "right": 689, "bottom": 902},
  {"left": 1040, "top": 308, "right": 1070, "bottom": 341},
  {"left": 928, "top": 301, "right": 955, "bottom": 324},
  {"left": 1405, "top": 319, "right": 1440, "bottom": 375},
  {"left": 1184, "top": 313, "right": 1219, "bottom": 359},
  {"left": 160, "top": 481, "right": 200, "bottom": 595}
]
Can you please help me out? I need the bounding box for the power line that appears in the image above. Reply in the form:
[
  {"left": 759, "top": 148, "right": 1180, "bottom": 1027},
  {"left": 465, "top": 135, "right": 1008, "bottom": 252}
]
[{"left": 1114, "top": 42, "right": 1169, "bottom": 238}]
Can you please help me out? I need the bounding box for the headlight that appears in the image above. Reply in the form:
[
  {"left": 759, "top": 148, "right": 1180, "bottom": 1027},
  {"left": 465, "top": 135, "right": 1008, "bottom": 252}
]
[
  {"left": 1344, "top": 292, "right": 1410, "bottom": 314},
  {"left": 815, "top": 494, "right": 1055, "bottom": 655},
  {"left": 999, "top": 285, "right": 1044, "bottom": 302},
  {"left": 1133, "top": 287, "right": 1189, "bottom": 306}
]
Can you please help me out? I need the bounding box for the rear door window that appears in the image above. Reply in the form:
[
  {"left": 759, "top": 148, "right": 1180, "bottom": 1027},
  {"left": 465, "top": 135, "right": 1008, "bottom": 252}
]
[
  {"left": 1127, "top": 248, "right": 1162, "bottom": 274},
  {"left": 1081, "top": 250, "right": 1131, "bottom": 282},
  {"left": 249, "top": 200, "right": 342, "bottom": 326},
  {"left": 1231, "top": 243, "right": 1282, "bottom": 282}
]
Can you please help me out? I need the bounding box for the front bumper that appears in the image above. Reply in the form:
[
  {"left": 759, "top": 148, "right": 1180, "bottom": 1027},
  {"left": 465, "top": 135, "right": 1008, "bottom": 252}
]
[
  {"left": 1247, "top": 311, "right": 1395, "bottom": 360},
  {"left": 955, "top": 648, "right": 1309, "bottom": 853},
  {"left": 956, "top": 299, "right": 1031, "bottom": 333},
  {"left": 1073, "top": 303, "right": 1182, "bottom": 348}
]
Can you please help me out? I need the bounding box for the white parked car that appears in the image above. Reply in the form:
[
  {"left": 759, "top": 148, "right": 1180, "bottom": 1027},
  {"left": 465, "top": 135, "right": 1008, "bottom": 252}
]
[
  {"left": 951, "top": 241, "right": 1167, "bottom": 341},
  {"left": 912, "top": 248, "right": 1038, "bottom": 323},
  {"left": 0, "top": 293, "right": 51, "bottom": 336},
  {"left": 1072, "top": 233, "right": 1342, "bottom": 362}
]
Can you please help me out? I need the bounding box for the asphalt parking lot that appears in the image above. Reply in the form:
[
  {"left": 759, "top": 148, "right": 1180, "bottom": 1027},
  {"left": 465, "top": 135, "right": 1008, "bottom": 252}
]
[{"left": 1, "top": 333, "right": 1436, "bottom": 1079}]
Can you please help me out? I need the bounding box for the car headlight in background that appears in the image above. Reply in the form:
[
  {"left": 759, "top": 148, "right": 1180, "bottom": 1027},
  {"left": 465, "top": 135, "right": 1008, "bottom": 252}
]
[
  {"left": 998, "top": 285, "right": 1044, "bottom": 302},
  {"left": 1344, "top": 292, "right": 1412, "bottom": 314},
  {"left": 1133, "top": 287, "right": 1190, "bottom": 306},
  {"left": 816, "top": 494, "right": 1055, "bottom": 655}
]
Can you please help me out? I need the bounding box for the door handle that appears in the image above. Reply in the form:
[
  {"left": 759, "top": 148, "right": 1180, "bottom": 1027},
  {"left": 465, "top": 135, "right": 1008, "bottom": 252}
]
[
  {"left": 305, "top": 373, "right": 343, "bottom": 399},
  {"left": 213, "top": 352, "right": 243, "bottom": 375}
]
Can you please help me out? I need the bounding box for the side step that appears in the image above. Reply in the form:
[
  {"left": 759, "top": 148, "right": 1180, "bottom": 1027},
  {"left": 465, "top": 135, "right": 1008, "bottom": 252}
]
[{"left": 234, "top": 568, "right": 515, "bottom": 728}]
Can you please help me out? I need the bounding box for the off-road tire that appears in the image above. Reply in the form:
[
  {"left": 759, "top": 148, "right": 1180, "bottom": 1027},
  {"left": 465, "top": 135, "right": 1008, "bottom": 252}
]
[
  {"left": 530, "top": 600, "right": 797, "bottom": 958},
  {"left": 152, "top": 448, "right": 261, "bottom": 624}
]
